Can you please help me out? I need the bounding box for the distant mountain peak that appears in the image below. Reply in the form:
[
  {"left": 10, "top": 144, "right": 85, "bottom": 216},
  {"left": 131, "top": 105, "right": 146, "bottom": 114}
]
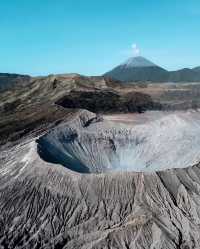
[
  {"left": 120, "top": 56, "right": 157, "bottom": 68},
  {"left": 193, "top": 66, "right": 200, "bottom": 72},
  {"left": 104, "top": 56, "right": 200, "bottom": 82}
]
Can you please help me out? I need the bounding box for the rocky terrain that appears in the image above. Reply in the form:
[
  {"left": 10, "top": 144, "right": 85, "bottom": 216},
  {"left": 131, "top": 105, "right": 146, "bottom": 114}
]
[
  {"left": 55, "top": 90, "right": 160, "bottom": 114},
  {"left": 1, "top": 74, "right": 200, "bottom": 248},
  {"left": 0, "top": 73, "right": 31, "bottom": 91},
  {"left": 0, "top": 74, "right": 161, "bottom": 146}
]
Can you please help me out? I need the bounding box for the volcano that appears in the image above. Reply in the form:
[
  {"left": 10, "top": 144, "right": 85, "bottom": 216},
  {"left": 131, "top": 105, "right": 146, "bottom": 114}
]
[
  {"left": 104, "top": 56, "right": 200, "bottom": 83},
  {"left": 104, "top": 56, "right": 169, "bottom": 82}
]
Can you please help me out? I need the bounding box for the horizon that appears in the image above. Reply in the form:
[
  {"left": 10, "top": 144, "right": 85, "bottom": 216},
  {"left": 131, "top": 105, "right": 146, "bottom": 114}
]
[
  {"left": 1, "top": 0, "right": 200, "bottom": 76},
  {"left": 2, "top": 55, "right": 199, "bottom": 77},
  {"left": 1, "top": 55, "right": 200, "bottom": 77}
]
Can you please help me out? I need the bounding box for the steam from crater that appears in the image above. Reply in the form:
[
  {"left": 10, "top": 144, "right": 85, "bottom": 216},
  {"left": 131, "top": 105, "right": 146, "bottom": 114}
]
[{"left": 132, "top": 43, "right": 140, "bottom": 56}]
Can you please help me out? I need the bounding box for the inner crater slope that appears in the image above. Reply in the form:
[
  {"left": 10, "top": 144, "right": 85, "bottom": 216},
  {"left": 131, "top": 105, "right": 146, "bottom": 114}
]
[{"left": 37, "top": 110, "right": 200, "bottom": 173}]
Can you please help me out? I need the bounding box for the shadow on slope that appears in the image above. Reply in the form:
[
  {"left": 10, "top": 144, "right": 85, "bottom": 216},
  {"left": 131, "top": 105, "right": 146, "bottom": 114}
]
[
  {"left": 55, "top": 90, "right": 161, "bottom": 114},
  {"left": 36, "top": 135, "right": 91, "bottom": 174}
]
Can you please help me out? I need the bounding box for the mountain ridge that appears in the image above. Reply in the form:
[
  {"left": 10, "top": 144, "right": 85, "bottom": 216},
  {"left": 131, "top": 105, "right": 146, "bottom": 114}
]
[
  {"left": 104, "top": 56, "right": 200, "bottom": 82},
  {"left": 0, "top": 73, "right": 31, "bottom": 91},
  {"left": 1, "top": 57, "right": 200, "bottom": 92}
]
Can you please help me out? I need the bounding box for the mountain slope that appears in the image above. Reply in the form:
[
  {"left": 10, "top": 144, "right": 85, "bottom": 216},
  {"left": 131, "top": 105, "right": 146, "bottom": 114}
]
[
  {"left": 119, "top": 56, "right": 157, "bottom": 68},
  {"left": 193, "top": 66, "right": 200, "bottom": 73},
  {"left": 104, "top": 56, "right": 169, "bottom": 82},
  {"left": 104, "top": 56, "right": 200, "bottom": 82},
  {"left": 169, "top": 68, "right": 200, "bottom": 82},
  {"left": 0, "top": 73, "right": 31, "bottom": 91}
]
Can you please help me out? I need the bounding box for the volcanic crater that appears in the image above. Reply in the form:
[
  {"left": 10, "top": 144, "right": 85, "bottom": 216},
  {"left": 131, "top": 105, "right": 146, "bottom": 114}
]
[{"left": 37, "top": 110, "right": 200, "bottom": 174}]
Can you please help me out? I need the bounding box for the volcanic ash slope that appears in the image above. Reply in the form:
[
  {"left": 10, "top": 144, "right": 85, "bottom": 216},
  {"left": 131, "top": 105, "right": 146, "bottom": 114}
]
[{"left": 1, "top": 110, "right": 200, "bottom": 248}]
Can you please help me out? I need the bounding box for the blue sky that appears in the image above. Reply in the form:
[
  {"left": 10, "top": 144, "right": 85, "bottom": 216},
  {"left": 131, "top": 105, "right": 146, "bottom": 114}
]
[{"left": 0, "top": 0, "right": 200, "bottom": 76}]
